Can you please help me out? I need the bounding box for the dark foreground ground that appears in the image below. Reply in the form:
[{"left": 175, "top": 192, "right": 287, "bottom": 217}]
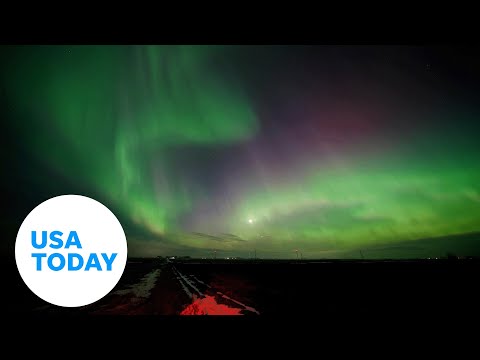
[{"left": 5, "top": 258, "right": 480, "bottom": 317}]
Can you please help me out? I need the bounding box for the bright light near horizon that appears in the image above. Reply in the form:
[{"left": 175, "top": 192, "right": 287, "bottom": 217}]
[{"left": 248, "top": 218, "right": 254, "bottom": 224}]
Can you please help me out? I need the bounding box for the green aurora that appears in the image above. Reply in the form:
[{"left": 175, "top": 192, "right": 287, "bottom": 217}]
[
  {"left": 2, "top": 45, "right": 480, "bottom": 258},
  {"left": 3, "top": 45, "right": 257, "bottom": 235}
]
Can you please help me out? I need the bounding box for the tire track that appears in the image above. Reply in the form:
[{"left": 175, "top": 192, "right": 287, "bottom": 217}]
[{"left": 173, "top": 265, "right": 260, "bottom": 315}]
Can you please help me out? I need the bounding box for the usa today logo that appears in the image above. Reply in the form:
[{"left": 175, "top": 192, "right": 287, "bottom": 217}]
[{"left": 15, "top": 195, "right": 128, "bottom": 307}]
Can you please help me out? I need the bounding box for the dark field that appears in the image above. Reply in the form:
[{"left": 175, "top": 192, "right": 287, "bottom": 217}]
[{"left": 6, "top": 258, "right": 480, "bottom": 316}]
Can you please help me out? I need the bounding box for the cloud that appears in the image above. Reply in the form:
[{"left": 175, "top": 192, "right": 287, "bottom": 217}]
[
  {"left": 190, "top": 232, "right": 246, "bottom": 243},
  {"left": 263, "top": 201, "right": 393, "bottom": 231}
]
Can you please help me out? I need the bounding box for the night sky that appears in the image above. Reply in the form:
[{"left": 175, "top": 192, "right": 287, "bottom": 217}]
[{"left": 2, "top": 45, "right": 480, "bottom": 259}]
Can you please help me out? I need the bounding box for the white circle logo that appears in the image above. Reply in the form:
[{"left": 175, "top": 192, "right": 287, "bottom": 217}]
[{"left": 15, "top": 195, "right": 128, "bottom": 307}]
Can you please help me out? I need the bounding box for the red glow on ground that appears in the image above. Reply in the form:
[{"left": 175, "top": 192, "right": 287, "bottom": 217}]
[{"left": 180, "top": 295, "right": 243, "bottom": 315}]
